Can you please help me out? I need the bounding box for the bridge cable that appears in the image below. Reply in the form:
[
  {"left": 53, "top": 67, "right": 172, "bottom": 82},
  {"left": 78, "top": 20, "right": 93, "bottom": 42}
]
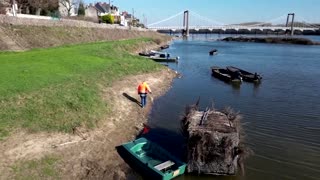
[
  {"left": 189, "top": 10, "right": 226, "bottom": 26},
  {"left": 295, "top": 16, "right": 320, "bottom": 28},
  {"left": 246, "top": 14, "right": 288, "bottom": 27},
  {"left": 147, "top": 11, "right": 185, "bottom": 27}
]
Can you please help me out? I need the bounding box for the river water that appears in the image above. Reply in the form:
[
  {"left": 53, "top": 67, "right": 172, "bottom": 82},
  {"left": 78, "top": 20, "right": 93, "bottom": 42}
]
[{"left": 146, "top": 34, "right": 320, "bottom": 180}]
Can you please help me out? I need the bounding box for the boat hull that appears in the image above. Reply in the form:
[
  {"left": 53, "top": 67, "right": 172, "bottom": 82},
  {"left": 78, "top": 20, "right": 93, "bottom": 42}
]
[
  {"left": 149, "top": 57, "right": 178, "bottom": 63},
  {"left": 209, "top": 49, "right": 218, "bottom": 55},
  {"left": 226, "top": 66, "right": 262, "bottom": 83},
  {"left": 211, "top": 66, "right": 242, "bottom": 83},
  {"left": 116, "top": 138, "right": 186, "bottom": 180}
]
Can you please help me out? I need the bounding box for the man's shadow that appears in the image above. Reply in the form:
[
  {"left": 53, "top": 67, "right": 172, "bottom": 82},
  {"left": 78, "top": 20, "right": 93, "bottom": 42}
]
[{"left": 122, "top": 93, "right": 141, "bottom": 107}]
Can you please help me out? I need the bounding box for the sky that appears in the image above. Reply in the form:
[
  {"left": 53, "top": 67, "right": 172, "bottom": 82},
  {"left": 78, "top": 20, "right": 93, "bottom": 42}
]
[{"left": 84, "top": 0, "right": 320, "bottom": 25}]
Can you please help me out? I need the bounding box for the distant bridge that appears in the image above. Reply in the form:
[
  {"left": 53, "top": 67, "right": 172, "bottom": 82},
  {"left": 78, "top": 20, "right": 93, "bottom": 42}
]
[
  {"left": 152, "top": 26, "right": 318, "bottom": 32},
  {"left": 147, "top": 10, "right": 320, "bottom": 36}
]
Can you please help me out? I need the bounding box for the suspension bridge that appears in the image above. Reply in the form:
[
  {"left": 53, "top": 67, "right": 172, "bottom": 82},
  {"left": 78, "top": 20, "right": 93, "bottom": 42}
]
[{"left": 147, "top": 10, "right": 320, "bottom": 36}]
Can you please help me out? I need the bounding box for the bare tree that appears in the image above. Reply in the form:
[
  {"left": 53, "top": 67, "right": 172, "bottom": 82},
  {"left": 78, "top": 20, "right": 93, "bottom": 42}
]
[
  {"left": 28, "top": 0, "right": 59, "bottom": 15},
  {"left": 59, "top": 0, "right": 79, "bottom": 16},
  {"left": 0, "top": 0, "right": 58, "bottom": 15},
  {"left": 28, "top": 0, "right": 47, "bottom": 15}
]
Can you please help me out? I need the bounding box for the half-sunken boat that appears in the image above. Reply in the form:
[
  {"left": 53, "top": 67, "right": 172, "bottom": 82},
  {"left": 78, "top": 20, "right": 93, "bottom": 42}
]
[
  {"left": 209, "top": 49, "right": 218, "bottom": 55},
  {"left": 160, "top": 45, "right": 170, "bottom": 49},
  {"left": 117, "top": 137, "right": 187, "bottom": 180},
  {"left": 211, "top": 66, "right": 242, "bottom": 83},
  {"left": 226, "top": 66, "right": 262, "bottom": 83}
]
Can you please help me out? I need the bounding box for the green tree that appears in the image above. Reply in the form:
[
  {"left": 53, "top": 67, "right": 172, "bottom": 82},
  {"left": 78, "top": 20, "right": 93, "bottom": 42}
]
[
  {"left": 77, "top": 0, "right": 85, "bottom": 16},
  {"left": 102, "top": 14, "right": 114, "bottom": 24}
]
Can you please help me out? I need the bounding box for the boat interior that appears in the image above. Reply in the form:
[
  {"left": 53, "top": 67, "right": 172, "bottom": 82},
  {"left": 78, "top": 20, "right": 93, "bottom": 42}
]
[{"left": 131, "top": 141, "right": 180, "bottom": 173}]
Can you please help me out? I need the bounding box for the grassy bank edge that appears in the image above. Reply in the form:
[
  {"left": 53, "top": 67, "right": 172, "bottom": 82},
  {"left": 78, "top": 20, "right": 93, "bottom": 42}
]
[{"left": 0, "top": 38, "right": 167, "bottom": 140}]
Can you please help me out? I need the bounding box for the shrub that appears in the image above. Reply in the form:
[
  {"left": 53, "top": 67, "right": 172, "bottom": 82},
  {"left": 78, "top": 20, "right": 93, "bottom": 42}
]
[
  {"left": 101, "top": 14, "right": 114, "bottom": 24},
  {"left": 0, "top": 7, "right": 7, "bottom": 14},
  {"left": 78, "top": 1, "right": 85, "bottom": 16},
  {"left": 153, "top": 38, "right": 162, "bottom": 45}
]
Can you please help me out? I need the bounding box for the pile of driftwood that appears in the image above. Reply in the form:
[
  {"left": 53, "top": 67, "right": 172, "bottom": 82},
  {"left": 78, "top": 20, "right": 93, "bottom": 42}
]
[{"left": 181, "top": 102, "right": 248, "bottom": 175}]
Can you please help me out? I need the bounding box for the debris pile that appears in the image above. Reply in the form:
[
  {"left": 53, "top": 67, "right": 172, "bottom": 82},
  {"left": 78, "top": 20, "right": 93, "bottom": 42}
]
[{"left": 181, "top": 103, "right": 248, "bottom": 175}]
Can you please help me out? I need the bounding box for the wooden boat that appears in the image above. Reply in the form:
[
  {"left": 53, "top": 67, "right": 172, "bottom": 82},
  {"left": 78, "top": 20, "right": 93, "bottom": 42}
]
[
  {"left": 150, "top": 50, "right": 170, "bottom": 57},
  {"left": 226, "top": 66, "right": 262, "bottom": 83},
  {"left": 116, "top": 137, "right": 187, "bottom": 180},
  {"left": 211, "top": 66, "right": 242, "bottom": 83},
  {"left": 149, "top": 56, "right": 179, "bottom": 63},
  {"left": 160, "top": 45, "right": 170, "bottom": 49},
  {"left": 139, "top": 52, "right": 156, "bottom": 57},
  {"left": 209, "top": 49, "right": 218, "bottom": 55}
]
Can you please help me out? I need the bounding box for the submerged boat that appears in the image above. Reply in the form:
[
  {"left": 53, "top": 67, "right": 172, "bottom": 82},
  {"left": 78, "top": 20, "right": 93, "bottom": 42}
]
[
  {"left": 209, "top": 49, "right": 218, "bottom": 55},
  {"left": 211, "top": 66, "right": 242, "bottom": 83},
  {"left": 226, "top": 66, "right": 262, "bottom": 83},
  {"left": 160, "top": 45, "right": 170, "bottom": 49},
  {"left": 117, "top": 137, "right": 186, "bottom": 180}
]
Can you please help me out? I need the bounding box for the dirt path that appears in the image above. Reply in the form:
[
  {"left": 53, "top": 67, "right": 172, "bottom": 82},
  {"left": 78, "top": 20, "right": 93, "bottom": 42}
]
[{"left": 0, "top": 68, "right": 177, "bottom": 179}]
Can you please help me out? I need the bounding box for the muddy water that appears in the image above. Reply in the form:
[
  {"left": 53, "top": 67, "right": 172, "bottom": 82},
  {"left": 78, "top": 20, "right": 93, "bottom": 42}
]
[{"left": 147, "top": 35, "right": 320, "bottom": 180}]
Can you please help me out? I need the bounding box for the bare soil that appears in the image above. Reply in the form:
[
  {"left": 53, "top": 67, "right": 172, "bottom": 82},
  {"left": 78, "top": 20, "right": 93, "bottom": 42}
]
[{"left": 0, "top": 68, "right": 177, "bottom": 179}]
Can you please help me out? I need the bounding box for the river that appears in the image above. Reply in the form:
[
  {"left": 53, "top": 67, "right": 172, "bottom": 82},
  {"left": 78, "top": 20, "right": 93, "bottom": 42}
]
[{"left": 146, "top": 34, "right": 320, "bottom": 180}]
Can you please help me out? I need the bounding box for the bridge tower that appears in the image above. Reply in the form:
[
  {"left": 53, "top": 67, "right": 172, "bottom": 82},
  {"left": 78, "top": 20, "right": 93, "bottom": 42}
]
[
  {"left": 286, "top": 13, "right": 295, "bottom": 36},
  {"left": 183, "top": 10, "right": 189, "bottom": 37}
]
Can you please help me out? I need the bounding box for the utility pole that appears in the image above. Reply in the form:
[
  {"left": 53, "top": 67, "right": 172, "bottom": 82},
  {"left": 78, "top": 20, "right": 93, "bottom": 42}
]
[
  {"left": 143, "top": 14, "right": 146, "bottom": 27},
  {"left": 286, "top": 13, "right": 295, "bottom": 36},
  {"left": 132, "top": 8, "right": 135, "bottom": 26},
  {"left": 12, "top": 0, "right": 17, "bottom": 16}
]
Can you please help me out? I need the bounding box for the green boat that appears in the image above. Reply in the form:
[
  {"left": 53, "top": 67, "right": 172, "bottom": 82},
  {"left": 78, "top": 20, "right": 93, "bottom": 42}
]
[{"left": 116, "top": 137, "right": 186, "bottom": 180}]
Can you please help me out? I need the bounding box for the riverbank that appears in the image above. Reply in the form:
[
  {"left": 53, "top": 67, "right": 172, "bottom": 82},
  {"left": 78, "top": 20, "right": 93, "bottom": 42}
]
[
  {"left": 0, "top": 23, "right": 171, "bottom": 51},
  {"left": 0, "top": 38, "right": 177, "bottom": 179},
  {"left": 221, "top": 36, "right": 320, "bottom": 45}
]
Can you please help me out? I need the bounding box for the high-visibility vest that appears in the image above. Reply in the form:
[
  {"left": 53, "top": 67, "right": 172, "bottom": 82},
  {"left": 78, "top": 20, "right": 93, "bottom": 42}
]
[{"left": 138, "top": 82, "right": 151, "bottom": 94}]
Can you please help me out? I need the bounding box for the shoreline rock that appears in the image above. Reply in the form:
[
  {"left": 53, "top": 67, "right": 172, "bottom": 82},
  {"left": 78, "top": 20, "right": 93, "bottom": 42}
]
[{"left": 221, "top": 36, "right": 320, "bottom": 45}]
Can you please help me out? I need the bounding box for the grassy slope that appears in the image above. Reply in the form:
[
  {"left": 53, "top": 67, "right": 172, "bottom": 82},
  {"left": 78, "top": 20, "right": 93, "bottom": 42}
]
[
  {"left": 11, "top": 155, "right": 60, "bottom": 180},
  {"left": 1, "top": 25, "right": 171, "bottom": 50},
  {"left": 0, "top": 38, "right": 163, "bottom": 139}
]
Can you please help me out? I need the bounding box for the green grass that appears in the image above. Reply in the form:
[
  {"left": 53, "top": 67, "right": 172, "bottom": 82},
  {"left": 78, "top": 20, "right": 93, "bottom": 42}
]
[
  {"left": 0, "top": 38, "right": 163, "bottom": 139},
  {"left": 11, "top": 155, "right": 60, "bottom": 180}
]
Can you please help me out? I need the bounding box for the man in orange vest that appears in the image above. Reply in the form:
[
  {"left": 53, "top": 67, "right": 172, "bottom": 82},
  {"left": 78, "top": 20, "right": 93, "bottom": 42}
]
[{"left": 137, "top": 81, "right": 152, "bottom": 108}]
